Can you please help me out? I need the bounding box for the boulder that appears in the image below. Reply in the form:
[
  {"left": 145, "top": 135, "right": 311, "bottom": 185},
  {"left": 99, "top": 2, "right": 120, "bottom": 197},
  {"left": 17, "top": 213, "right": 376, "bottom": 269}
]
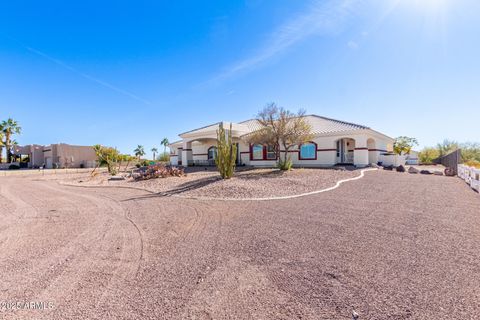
[
  {"left": 444, "top": 167, "right": 456, "bottom": 177},
  {"left": 396, "top": 165, "right": 406, "bottom": 173},
  {"left": 420, "top": 170, "right": 433, "bottom": 175},
  {"left": 383, "top": 165, "right": 394, "bottom": 171},
  {"left": 408, "top": 167, "right": 419, "bottom": 174}
]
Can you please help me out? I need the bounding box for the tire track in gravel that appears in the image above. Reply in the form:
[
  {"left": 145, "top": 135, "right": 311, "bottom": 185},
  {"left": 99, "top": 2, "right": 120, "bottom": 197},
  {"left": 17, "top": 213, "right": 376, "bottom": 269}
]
[
  {"left": 0, "top": 180, "right": 143, "bottom": 320},
  {"left": 0, "top": 181, "right": 112, "bottom": 297},
  {"left": 0, "top": 181, "right": 39, "bottom": 218},
  {"left": 35, "top": 182, "right": 144, "bottom": 305}
]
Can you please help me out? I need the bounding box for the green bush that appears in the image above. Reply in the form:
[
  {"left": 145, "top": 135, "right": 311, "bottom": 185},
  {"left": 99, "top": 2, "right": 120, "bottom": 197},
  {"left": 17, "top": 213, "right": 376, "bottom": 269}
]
[
  {"left": 419, "top": 147, "right": 440, "bottom": 164},
  {"left": 278, "top": 159, "right": 293, "bottom": 170}
]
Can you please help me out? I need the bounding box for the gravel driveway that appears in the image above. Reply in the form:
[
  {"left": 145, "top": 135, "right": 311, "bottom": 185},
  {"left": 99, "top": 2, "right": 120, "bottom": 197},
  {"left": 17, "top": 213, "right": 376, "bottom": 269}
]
[{"left": 0, "top": 170, "right": 479, "bottom": 319}]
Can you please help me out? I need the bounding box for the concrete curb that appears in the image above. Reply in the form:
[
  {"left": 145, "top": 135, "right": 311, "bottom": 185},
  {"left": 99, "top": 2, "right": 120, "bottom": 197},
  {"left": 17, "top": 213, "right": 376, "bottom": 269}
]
[{"left": 58, "top": 168, "right": 377, "bottom": 202}]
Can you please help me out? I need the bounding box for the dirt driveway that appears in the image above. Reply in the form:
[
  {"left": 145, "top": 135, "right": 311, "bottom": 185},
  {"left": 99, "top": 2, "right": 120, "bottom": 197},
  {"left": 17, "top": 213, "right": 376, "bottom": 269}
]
[{"left": 0, "top": 171, "right": 479, "bottom": 319}]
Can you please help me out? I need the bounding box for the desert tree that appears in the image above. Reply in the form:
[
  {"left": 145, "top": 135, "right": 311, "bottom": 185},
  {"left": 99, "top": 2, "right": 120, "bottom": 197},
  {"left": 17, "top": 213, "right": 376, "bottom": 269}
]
[
  {"left": 1, "top": 118, "right": 22, "bottom": 163},
  {"left": 393, "top": 136, "right": 418, "bottom": 155},
  {"left": 436, "top": 139, "right": 459, "bottom": 156},
  {"left": 0, "top": 131, "right": 4, "bottom": 163},
  {"left": 247, "top": 103, "right": 313, "bottom": 170},
  {"left": 215, "top": 123, "right": 237, "bottom": 179},
  {"left": 134, "top": 145, "right": 146, "bottom": 161},
  {"left": 151, "top": 147, "right": 158, "bottom": 161},
  {"left": 161, "top": 137, "right": 169, "bottom": 155},
  {"left": 92, "top": 144, "right": 120, "bottom": 176}
]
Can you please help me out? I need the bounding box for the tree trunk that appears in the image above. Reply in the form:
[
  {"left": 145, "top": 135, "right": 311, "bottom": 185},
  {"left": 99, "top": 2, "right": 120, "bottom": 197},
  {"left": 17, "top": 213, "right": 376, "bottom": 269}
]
[{"left": 5, "top": 132, "right": 11, "bottom": 163}]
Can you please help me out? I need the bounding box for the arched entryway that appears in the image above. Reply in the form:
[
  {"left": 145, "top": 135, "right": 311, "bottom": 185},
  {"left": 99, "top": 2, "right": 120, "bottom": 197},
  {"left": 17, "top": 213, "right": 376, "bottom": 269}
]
[{"left": 335, "top": 138, "right": 355, "bottom": 164}]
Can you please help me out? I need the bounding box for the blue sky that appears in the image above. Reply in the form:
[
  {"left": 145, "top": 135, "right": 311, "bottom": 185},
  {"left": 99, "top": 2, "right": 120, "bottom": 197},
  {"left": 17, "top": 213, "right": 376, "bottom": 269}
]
[{"left": 1, "top": 0, "right": 479, "bottom": 154}]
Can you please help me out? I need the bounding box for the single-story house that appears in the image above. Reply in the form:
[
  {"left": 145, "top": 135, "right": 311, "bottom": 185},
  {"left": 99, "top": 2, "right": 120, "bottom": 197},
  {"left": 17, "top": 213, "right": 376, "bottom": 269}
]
[
  {"left": 169, "top": 115, "right": 394, "bottom": 168},
  {"left": 13, "top": 143, "right": 97, "bottom": 169}
]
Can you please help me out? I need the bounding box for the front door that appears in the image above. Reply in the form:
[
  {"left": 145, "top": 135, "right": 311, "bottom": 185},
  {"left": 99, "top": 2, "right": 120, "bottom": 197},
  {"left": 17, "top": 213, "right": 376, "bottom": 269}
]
[{"left": 336, "top": 139, "right": 346, "bottom": 163}]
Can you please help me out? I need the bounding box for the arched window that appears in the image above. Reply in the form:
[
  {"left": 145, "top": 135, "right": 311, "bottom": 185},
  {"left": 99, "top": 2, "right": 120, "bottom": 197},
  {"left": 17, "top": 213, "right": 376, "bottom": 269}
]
[
  {"left": 208, "top": 146, "right": 217, "bottom": 160},
  {"left": 299, "top": 142, "right": 317, "bottom": 160}
]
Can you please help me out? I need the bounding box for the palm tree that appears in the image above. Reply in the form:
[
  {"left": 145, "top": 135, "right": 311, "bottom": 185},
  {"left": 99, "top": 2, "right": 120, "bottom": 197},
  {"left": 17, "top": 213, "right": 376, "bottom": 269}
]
[
  {"left": 151, "top": 147, "right": 158, "bottom": 161},
  {"left": 0, "top": 131, "right": 4, "bottom": 163},
  {"left": 1, "top": 118, "right": 22, "bottom": 163},
  {"left": 134, "top": 145, "right": 145, "bottom": 161},
  {"left": 161, "top": 137, "right": 169, "bottom": 156}
]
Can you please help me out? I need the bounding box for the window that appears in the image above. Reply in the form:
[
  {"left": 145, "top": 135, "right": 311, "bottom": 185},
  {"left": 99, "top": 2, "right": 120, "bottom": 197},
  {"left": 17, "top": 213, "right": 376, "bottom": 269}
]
[
  {"left": 266, "top": 145, "right": 276, "bottom": 160},
  {"left": 252, "top": 144, "right": 264, "bottom": 160},
  {"left": 251, "top": 144, "right": 277, "bottom": 160},
  {"left": 300, "top": 142, "right": 317, "bottom": 160},
  {"left": 336, "top": 141, "right": 340, "bottom": 157},
  {"left": 208, "top": 146, "right": 217, "bottom": 160}
]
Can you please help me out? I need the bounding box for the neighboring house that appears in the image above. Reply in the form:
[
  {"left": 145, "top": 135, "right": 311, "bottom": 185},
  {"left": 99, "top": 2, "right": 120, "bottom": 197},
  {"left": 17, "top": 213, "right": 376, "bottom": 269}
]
[
  {"left": 405, "top": 150, "right": 419, "bottom": 165},
  {"left": 169, "top": 115, "right": 394, "bottom": 168},
  {"left": 13, "top": 143, "right": 97, "bottom": 169}
]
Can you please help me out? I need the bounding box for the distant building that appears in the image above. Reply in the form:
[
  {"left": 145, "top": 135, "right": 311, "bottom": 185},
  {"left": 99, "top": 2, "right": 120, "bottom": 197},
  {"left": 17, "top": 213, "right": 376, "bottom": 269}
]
[{"left": 13, "top": 143, "right": 97, "bottom": 169}]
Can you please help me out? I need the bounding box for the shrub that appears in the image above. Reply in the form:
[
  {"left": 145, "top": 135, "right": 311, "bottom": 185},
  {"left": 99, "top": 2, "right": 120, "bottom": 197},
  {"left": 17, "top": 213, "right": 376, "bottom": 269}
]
[
  {"left": 419, "top": 147, "right": 440, "bottom": 164},
  {"left": 158, "top": 152, "right": 170, "bottom": 162},
  {"left": 278, "top": 159, "right": 293, "bottom": 170},
  {"left": 465, "top": 160, "right": 480, "bottom": 169},
  {"left": 132, "top": 164, "right": 185, "bottom": 181},
  {"left": 8, "top": 164, "right": 20, "bottom": 170}
]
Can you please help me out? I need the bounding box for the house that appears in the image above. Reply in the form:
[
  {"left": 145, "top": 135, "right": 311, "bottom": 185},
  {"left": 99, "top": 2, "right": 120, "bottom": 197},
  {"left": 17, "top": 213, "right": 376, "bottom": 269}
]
[
  {"left": 169, "top": 115, "right": 394, "bottom": 168},
  {"left": 405, "top": 150, "right": 419, "bottom": 165},
  {"left": 13, "top": 143, "right": 97, "bottom": 169}
]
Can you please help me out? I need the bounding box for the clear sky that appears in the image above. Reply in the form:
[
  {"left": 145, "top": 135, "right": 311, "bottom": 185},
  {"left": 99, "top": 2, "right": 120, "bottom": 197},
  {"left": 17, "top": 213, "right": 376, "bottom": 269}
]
[{"left": 1, "top": 0, "right": 479, "bottom": 154}]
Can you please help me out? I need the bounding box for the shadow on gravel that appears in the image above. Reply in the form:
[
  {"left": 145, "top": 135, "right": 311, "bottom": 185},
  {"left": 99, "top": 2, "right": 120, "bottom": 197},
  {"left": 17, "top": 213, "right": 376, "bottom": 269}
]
[{"left": 121, "top": 175, "right": 222, "bottom": 202}]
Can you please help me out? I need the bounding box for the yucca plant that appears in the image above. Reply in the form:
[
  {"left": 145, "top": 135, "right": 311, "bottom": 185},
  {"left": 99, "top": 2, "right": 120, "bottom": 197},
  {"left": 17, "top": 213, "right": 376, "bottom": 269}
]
[{"left": 215, "top": 123, "right": 237, "bottom": 179}]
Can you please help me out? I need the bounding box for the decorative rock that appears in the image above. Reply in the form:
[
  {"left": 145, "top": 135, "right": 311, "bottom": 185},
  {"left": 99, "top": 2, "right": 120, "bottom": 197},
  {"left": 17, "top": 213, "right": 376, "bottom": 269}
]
[
  {"left": 420, "top": 170, "right": 433, "bottom": 175},
  {"left": 396, "top": 165, "right": 406, "bottom": 173},
  {"left": 434, "top": 171, "right": 444, "bottom": 176},
  {"left": 444, "top": 167, "right": 456, "bottom": 176},
  {"left": 383, "top": 165, "right": 394, "bottom": 171},
  {"left": 408, "top": 167, "right": 419, "bottom": 174}
]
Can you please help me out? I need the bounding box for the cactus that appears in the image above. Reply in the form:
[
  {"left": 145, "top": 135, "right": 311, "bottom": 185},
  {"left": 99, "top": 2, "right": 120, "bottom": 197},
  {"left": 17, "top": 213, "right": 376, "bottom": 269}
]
[{"left": 215, "top": 123, "right": 237, "bottom": 179}]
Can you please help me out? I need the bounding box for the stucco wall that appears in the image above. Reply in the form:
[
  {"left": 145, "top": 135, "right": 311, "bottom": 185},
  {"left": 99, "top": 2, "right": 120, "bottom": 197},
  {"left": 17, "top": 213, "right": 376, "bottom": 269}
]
[{"left": 171, "top": 132, "right": 393, "bottom": 168}]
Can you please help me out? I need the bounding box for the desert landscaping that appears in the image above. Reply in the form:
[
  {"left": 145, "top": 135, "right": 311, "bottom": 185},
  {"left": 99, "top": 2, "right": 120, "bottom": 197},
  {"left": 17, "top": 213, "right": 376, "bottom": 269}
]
[
  {"left": 61, "top": 167, "right": 360, "bottom": 200},
  {"left": 1, "top": 168, "right": 479, "bottom": 319}
]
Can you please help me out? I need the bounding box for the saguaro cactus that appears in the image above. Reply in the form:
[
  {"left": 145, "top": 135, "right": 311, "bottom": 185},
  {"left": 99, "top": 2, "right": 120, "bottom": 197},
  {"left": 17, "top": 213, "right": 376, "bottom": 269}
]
[{"left": 215, "top": 123, "right": 237, "bottom": 179}]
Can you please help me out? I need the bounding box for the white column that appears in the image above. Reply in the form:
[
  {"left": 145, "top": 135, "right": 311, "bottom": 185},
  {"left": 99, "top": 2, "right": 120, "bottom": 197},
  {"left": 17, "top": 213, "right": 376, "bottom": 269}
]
[
  {"left": 354, "top": 136, "right": 369, "bottom": 167},
  {"left": 181, "top": 141, "right": 193, "bottom": 166}
]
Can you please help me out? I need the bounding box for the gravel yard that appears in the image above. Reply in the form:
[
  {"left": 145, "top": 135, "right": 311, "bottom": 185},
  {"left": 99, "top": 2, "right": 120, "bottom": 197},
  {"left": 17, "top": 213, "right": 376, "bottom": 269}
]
[
  {"left": 1, "top": 170, "right": 479, "bottom": 319},
  {"left": 62, "top": 167, "right": 360, "bottom": 199}
]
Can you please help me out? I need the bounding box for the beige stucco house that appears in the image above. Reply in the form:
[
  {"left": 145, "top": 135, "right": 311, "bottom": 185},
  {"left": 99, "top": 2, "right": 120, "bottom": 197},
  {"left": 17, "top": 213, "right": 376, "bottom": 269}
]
[
  {"left": 169, "top": 115, "right": 394, "bottom": 168},
  {"left": 13, "top": 143, "right": 97, "bottom": 169}
]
